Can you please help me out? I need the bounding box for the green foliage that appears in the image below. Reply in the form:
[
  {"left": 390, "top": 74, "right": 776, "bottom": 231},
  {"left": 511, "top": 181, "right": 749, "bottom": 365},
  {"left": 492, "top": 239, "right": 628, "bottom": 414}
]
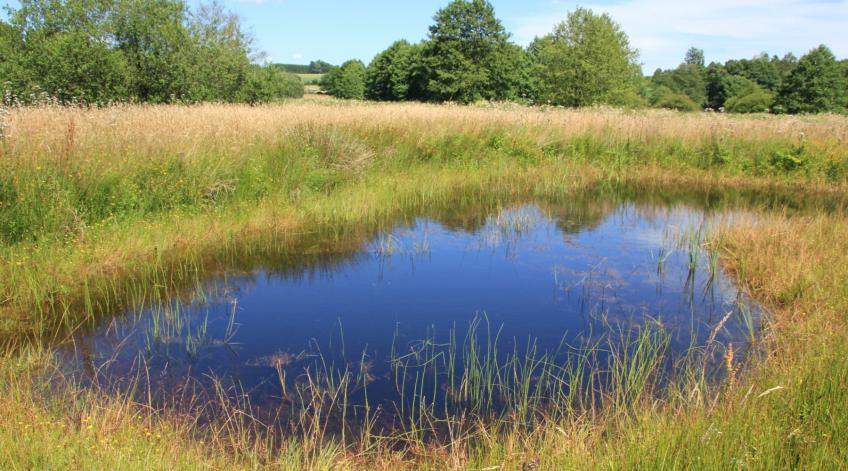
[
  {"left": 2, "top": 1, "right": 847, "bottom": 113},
  {"left": 725, "top": 89, "right": 774, "bottom": 114},
  {"left": 419, "top": 0, "right": 526, "bottom": 103},
  {"left": 529, "top": 8, "right": 641, "bottom": 107},
  {"left": 183, "top": 2, "right": 254, "bottom": 102},
  {"left": 684, "top": 47, "right": 705, "bottom": 67},
  {"left": 365, "top": 40, "right": 421, "bottom": 101},
  {"left": 655, "top": 50, "right": 812, "bottom": 114},
  {"left": 278, "top": 60, "right": 334, "bottom": 74},
  {"left": 322, "top": 60, "right": 366, "bottom": 99},
  {"left": 241, "top": 65, "right": 304, "bottom": 103},
  {"left": 644, "top": 84, "right": 674, "bottom": 106},
  {"left": 724, "top": 52, "right": 796, "bottom": 92},
  {"left": 776, "top": 45, "right": 848, "bottom": 114},
  {"left": 705, "top": 63, "right": 762, "bottom": 109},
  {"left": 112, "top": 0, "right": 195, "bottom": 102},
  {"left": 4, "top": 0, "right": 130, "bottom": 103},
  {"left": 0, "top": 0, "right": 289, "bottom": 104},
  {"left": 308, "top": 60, "right": 334, "bottom": 74},
  {"left": 652, "top": 62, "right": 706, "bottom": 107},
  {"left": 655, "top": 92, "right": 699, "bottom": 112},
  {"left": 0, "top": 21, "right": 27, "bottom": 91}
]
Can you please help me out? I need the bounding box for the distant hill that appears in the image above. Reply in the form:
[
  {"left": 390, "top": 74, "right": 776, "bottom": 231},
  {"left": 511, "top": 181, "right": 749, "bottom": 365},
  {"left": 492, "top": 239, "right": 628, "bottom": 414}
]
[{"left": 276, "top": 60, "right": 335, "bottom": 74}]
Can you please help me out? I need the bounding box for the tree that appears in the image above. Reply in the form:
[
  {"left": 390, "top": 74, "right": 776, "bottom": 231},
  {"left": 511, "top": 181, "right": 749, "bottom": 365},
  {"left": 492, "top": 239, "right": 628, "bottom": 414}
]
[
  {"left": 0, "top": 20, "right": 28, "bottom": 99},
  {"left": 776, "top": 45, "right": 848, "bottom": 113},
  {"left": 652, "top": 65, "right": 706, "bottom": 106},
  {"left": 113, "top": 0, "right": 195, "bottom": 102},
  {"left": 705, "top": 63, "right": 762, "bottom": 109},
  {"left": 649, "top": 46, "right": 710, "bottom": 106},
  {"left": 684, "top": 47, "right": 705, "bottom": 68},
  {"left": 774, "top": 53, "right": 798, "bottom": 79},
  {"left": 6, "top": 0, "right": 130, "bottom": 103},
  {"left": 419, "top": 0, "right": 525, "bottom": 102},
  {"left": 185, "top": 1, "right": 253, "bottom": 102},
  {"left": 365, "top": 40, "right": 421, "bottom": 101},
  {"left": 307, "top": 60, "right": 333, "bottom": 74},
  {"left": 0, "top": 0, "right": 301, "bottom": 104},
  {"left": 322, "top": 59, "right": 366, "bottom": 99},
  {"left": 529, "top": 8, "right": 641, "bottom": 107},
  {"left": 724, "top": 53, "right": 782, "bottom": 92}
]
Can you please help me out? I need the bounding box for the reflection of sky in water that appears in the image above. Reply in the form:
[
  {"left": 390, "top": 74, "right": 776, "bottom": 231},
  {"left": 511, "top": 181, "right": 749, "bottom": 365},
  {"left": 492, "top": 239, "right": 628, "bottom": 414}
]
[{"left": 62, "top": 202, "right": 759, "bottom": 408}]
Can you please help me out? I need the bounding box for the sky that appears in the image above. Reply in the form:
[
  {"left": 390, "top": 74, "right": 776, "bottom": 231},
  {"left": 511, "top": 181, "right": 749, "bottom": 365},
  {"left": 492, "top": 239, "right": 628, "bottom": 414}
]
[{"left": 3, "top": 0, "right": 848, "bottom": 72}]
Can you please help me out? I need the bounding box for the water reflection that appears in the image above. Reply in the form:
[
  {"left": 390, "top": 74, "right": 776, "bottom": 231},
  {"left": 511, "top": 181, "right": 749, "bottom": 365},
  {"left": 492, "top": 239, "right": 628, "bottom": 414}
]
[{"left": 60, "top": 197, "right": 762, "bottom": 426}]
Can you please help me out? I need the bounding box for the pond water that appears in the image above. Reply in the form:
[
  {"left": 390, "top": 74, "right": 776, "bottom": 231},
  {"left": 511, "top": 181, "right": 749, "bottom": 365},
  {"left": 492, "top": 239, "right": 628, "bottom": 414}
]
[{"left": 60, "top": 198, "right": 760, "bottom": 426}]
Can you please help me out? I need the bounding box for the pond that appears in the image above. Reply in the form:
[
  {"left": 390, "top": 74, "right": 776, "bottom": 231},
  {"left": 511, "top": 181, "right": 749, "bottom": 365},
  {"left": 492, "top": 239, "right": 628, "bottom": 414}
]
[{"left": 59, "top": 197, "right": 761, "bottom": 430}]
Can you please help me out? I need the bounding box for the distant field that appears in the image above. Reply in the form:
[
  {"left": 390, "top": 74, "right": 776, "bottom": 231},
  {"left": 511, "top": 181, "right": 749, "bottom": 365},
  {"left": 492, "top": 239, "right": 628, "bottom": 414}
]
[{"left": 296, "top": 73, "right": 324, "bottom": 84}]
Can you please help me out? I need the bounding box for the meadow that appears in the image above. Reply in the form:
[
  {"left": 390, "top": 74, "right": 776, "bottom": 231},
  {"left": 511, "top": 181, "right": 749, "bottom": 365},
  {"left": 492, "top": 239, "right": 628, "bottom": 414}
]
[
  {"left": 296, "top": 73, "right": 325, "bottom": 84},
  {"left": 1, "top": 100, "right": 847, "bottom": 469}
]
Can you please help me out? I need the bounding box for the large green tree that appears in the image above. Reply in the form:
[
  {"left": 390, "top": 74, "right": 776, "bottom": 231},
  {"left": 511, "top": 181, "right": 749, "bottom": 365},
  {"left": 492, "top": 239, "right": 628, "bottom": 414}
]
[
  {"left": 185, "top": 2, "right": 253, "bottom": 102},
  {"left": 529, "top": 8, "right": 641, "bottom": 107},
  {"left": 5, "top": 0, "right": 130, "bottom": 103},
  {"left": 0, "top": 0, "right": 299, "bottom": 104},
  {"left": 419, "top": 0, "right": 526, "bottom": 103},
  {"left": 322, "top": 59, "right": 366, "bottom": 99},
  {"left": 365, "top": 40, "right": 422, "bottom": 101},
  {"left": 776, "top": 45, "right": 847, "bottom": 113},
  {"left": 112, "top": 0, "right": 195, "bottom": 102}
]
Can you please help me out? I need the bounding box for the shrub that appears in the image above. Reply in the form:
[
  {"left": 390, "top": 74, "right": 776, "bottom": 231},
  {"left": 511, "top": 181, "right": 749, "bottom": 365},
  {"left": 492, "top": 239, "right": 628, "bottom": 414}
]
[
  {"left": 241, "top": 66, "right": 304, "bottom": 103},
  {"left": 725, "top": 90, "right": 774, "bottom": 113},
  {"left": 655, "top": 92, "right": 699, "bottom": 112}
]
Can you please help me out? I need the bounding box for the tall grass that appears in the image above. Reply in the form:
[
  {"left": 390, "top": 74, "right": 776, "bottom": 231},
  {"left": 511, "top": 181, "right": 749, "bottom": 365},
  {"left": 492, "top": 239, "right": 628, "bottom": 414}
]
[{"left": 1, "top": 101, "right": 848, "bottom": 469}]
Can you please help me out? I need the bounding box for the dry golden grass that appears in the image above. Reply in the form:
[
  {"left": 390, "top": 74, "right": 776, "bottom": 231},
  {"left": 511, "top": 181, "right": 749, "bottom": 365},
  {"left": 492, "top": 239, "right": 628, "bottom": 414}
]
[{"left": 4, "top": 100, "right": 847, "bottom": 164}]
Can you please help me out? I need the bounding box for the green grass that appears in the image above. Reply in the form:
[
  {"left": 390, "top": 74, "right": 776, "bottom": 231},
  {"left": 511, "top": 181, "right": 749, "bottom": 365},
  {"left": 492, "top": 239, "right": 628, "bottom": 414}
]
[
  {"left": 1, "top": 102, "right": 847, "bottom": 469},
  {"left": 297, "top": 73, "right": 324, "bottom": 85}
]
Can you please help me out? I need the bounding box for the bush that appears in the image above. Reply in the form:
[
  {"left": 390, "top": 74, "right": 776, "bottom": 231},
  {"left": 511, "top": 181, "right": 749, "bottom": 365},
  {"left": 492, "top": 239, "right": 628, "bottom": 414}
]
[
  {"left": 241, "top": 66, "right": 304, "bottom": 103},
  {"left": 725, "top": 90, "right": 774, "bottom": 113},
  {"left": 321, "top": 60, "right": 366, "bottom": 99},
  {"left": 655, "top": 92, "right": 699, "bottom": 112}
]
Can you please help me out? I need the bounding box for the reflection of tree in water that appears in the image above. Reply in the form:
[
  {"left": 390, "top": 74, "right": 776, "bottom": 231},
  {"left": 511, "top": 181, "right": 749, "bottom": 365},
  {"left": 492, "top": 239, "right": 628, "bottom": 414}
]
[
  {"left": 9, "top": 179, "right": 842, "bottom": 356},
  {"left": 49, "top": 182, "right": 837, "bottom": 353},
  {"left": 50, "top": 185, "right": 782, "bottom": 438}
]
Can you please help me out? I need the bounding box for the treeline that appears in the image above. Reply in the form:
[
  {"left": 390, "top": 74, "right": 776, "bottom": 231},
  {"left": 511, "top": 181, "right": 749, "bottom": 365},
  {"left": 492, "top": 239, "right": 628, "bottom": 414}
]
[
  {"left": 2, "top": 0, "right": 846, "bottom": 112},
  {"left": 648, "top": 46, "right": 848, "bottom": 113},
  {"left": 277, "top": 61, "right": 334, "bottom": 75},
  {"left": 322, "top": 0, "right": 848, "bottom": 114},
  {"left": 0, "top": 0, "right": 304, "bottom": 105}
]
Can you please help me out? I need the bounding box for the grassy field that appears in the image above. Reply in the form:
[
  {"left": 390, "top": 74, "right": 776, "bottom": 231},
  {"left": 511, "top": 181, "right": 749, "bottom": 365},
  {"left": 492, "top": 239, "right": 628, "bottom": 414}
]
[
  {"left": 1, "top": 100, "right": 847, "bottom": 469},
  {"left": 297, "top": 73, "right": 325, "bottom": 85}
]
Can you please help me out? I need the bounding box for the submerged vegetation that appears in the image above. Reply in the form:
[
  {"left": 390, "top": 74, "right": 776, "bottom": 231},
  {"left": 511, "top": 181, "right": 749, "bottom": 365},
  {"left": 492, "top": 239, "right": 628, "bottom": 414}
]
[{"left": 1, "top": 100, "right": 848, "bottom": 469}]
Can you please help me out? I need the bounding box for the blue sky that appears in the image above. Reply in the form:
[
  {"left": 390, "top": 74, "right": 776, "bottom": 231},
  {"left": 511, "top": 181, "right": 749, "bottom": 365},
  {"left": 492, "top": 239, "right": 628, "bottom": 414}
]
[{"left": 4, "top": 0, "right": 848, "bottom": 72}]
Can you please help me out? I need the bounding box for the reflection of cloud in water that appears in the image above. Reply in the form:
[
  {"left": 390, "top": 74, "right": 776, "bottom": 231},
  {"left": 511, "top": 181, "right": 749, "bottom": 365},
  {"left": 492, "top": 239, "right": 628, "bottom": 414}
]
[{"left": 57, "top": 193, "right": 765, "bottom": 421}]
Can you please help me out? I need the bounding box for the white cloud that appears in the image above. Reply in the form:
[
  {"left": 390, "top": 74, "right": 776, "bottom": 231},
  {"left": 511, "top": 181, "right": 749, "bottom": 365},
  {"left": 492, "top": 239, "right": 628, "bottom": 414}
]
[
  {"left": 512, "top": 0, "right": 848, "bottom": 71},
  {"left": 292, "top": 52, "right": 303, "bottom": 60}
]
